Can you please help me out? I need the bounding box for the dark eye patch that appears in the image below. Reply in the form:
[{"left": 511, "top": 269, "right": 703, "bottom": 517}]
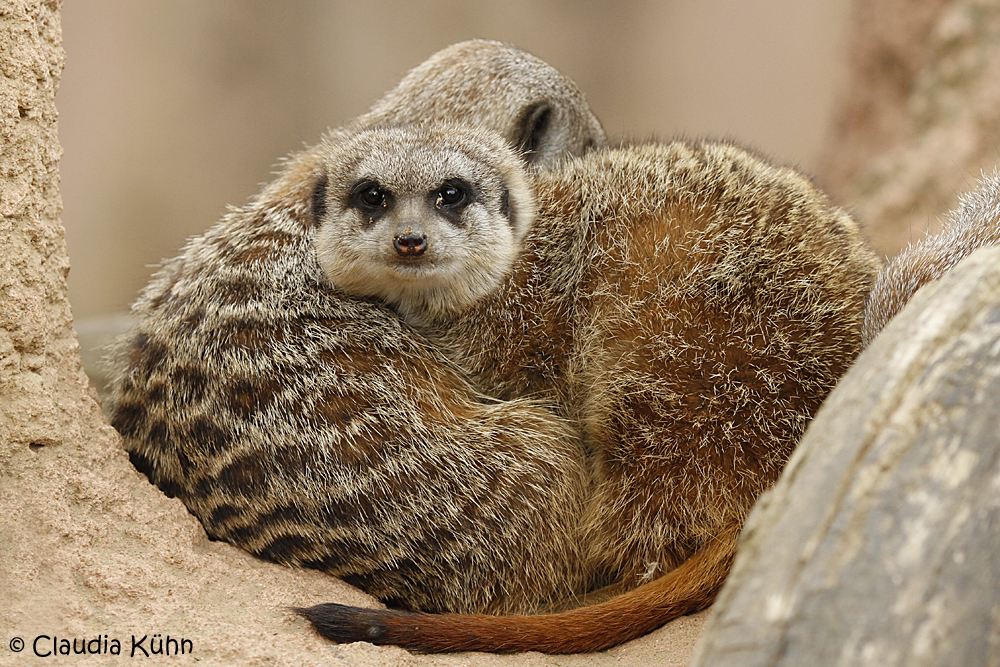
[
  {"left": 311, "top": 170, "right": 329, "bottom": 225},
  {"left": 432, "top": 179, "right": 475, "bottom": 225},
  {"left": 433, "top": 179, "right": 472, "bottom": 210},
  {"left": 437, "top": 182, "right": 465, "bottom": 207},
  {"left": 350, "top": 180, "right": 392, "bottom": 221}
]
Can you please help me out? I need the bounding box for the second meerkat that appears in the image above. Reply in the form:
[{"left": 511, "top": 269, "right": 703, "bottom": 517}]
[{"left": 301, "top": 125, "right": 882, "bottom": 652}]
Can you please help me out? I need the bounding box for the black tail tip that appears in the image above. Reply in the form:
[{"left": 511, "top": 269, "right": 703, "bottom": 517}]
[{"left": 294, "top": 603, "right": 390, "bottom": 644}]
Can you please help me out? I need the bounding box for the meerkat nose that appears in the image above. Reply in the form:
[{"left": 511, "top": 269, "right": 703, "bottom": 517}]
[{"left": 393, "top": 231, "right": 428, "bottom": 256}]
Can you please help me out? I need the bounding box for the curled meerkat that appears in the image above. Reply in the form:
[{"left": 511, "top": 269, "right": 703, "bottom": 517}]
[
  {"left": 107, "top": 146, "right": 588, "bottom": 616},
  {"left": 299, "top": 128, "right": 882, "bottom": 653},
  {"left": 863, "top": 170, "right": 1000, "bottom": 345},
  {"left": 106, "top": 41, "right": 605, "bottom": 616}
]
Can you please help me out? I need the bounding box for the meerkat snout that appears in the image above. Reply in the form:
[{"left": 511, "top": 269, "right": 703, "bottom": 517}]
[
  {"left": 393, "top": 230, "right": 428, "bottom": 256},
  {"left": 391, "top": 178, "right": 473, "bottom": 257}
]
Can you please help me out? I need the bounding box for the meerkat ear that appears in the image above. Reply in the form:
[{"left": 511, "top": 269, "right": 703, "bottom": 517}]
[
  {"left": 311, "top": 169, "right": 329, "bottom": 225},
  {"left": 497, "top": 165, "right": 536, "bottom": 245},
  {"left": 515, "top": 102, "right": 554, "bottom": 164}
]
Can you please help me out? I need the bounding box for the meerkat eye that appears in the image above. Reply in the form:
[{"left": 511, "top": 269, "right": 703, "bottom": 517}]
[
  {"left": 351, "top": 180, "right": 391, "bottom": 213},
  {"left": 434, "top": 180, "right": 470, "bottom": 209}
]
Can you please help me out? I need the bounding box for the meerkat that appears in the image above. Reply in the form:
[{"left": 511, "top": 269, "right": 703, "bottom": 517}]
[
  {"left": 297, "top": 130, "right": 882, "bottom": 653},
  {"left": 105, "top": 41, "right": 606, "bottom": 616},
  {"left": 356, "top": 39, "right": 605, "bottom": 166},
  {"left": 863, "top": 170, "right": 1000, "bottom": 345}
]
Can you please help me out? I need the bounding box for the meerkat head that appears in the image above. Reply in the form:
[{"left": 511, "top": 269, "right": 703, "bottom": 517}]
[
  {"left": 358, "top": 40, "right": 606, "bottom": 168},
  {"left": 311, "top": 124, "right": 536, "bottom": 326}
]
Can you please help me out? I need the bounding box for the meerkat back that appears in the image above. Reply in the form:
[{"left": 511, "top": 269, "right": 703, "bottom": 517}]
[
  {"left": 104, "top": 40, "right": 605, "bottom": 617},
  {"left": 448, "top": 142, "right": 880, "bottom": 593},
  {"left": 556, "top": 142, "right": 880, "bottom": 586}
]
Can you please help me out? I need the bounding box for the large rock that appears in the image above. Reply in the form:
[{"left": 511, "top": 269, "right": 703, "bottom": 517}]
[{"left": 692, "top": 246, "right": 1000, "bottom": 666}]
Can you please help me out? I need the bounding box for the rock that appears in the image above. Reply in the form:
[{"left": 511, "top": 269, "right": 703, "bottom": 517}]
[{"left": 819, "top": 0, "right": 1000, "bottom": 257}]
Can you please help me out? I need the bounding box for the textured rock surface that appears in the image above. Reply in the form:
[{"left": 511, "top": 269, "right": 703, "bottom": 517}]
[
  {"left": 819, "top": 0, "right": 1000, "bottom": 257},
  {"left": 691, "top": 247, "right": 1000, "bottom": 666}
]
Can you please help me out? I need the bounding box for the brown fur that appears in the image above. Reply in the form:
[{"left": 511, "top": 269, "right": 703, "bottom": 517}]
[
  {"left": 104, "top": 41, "right": 606, "bottom": 616},
  {"left": 300, "top": 135, "right": 882, "bottom": 652},
  {"left": 108, "top": 37, "right": 889, "bottom": 654},
  {"left": 863, "top": 170, "right": 1000, "bottom": 345}
]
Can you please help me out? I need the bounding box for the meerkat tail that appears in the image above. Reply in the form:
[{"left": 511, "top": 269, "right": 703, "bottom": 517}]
[{"left": 296, "top": 522, "right": 739, "bottom": 654}]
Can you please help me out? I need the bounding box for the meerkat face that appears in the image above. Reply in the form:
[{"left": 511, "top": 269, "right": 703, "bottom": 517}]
[{"left": 312, "top": 125, "right": 536, "bottom": 326}]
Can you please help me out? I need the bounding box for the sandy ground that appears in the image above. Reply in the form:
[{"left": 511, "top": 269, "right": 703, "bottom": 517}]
[{"left": 0, "top": 369, "right": 706, "bottom": 667}]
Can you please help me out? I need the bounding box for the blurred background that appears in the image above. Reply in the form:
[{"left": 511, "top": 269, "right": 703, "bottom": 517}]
[
  {"left": 63, "top": 0, "right": 1000, "bottom": 395},
  {"left": 58, "top": 0, "right": 853, "bottom": 325}
]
